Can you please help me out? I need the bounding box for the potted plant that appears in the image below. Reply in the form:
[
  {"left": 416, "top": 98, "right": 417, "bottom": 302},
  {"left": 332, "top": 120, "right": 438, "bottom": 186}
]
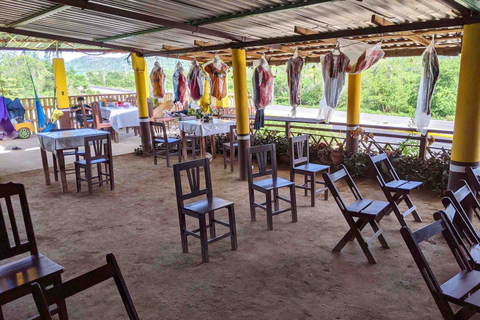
[{"left": 331, "top": 143, "right": 344, "bottom": 165}]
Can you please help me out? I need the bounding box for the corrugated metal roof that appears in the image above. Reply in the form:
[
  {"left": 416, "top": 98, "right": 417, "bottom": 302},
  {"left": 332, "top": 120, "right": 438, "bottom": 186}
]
[{"left": 0, "top": 0, "right": 473, "bottom": 59}]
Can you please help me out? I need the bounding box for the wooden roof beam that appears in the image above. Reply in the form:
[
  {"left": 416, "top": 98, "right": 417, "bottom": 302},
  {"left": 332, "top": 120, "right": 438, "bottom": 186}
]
[
  {"left": 47, "top": 0, "right": 246, "bottom": 42},
  {"left": 371, "top": 15, "right": 430, "bottom": 46}
]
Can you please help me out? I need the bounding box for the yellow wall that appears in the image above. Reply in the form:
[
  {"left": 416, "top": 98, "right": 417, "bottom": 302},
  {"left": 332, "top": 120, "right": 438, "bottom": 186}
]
[{"left": 53, "top": 58, "right": 69, "bottom": 108}]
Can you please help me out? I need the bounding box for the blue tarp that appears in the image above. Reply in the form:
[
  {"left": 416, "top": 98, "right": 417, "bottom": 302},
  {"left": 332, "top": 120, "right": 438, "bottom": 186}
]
[{"left": 5, "top": 98, "right": 25, "bottom": 121}]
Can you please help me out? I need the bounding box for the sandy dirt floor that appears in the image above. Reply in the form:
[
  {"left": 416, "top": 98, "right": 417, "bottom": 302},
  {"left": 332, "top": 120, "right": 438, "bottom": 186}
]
[{"left": 0, "top": 153, "right": 474, "bottom": 320}]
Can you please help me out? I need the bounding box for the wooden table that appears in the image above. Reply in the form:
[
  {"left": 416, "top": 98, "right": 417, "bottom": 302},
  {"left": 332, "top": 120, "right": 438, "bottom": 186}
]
[
  {"left": 37, "top": 128, "right": 107, "bottom": 193},
  {"left": 178, "top": 119, "right": 235, "bottom": 161}
]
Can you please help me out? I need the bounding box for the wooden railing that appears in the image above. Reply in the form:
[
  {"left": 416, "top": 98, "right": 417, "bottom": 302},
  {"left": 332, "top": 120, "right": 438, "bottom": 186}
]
[{"left": 219, "top": 114, "right": 453, "bottom": 161}]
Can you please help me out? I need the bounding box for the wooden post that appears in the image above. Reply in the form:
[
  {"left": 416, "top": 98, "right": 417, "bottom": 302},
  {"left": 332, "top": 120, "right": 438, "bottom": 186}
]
[
  {"left": 448, "top": 23, "right": 480, "bottom": 198},
  {"left": 419, "top": 133, "right": 427, "bottom": 161},
  {"left": 346, "top": 73, "right": 362, "bottom": 154},
  {"left": 132, "top": 53, "right": 151, "bottom": 154},
  {"left": 232, "top": 49, "right": 251, "bottom": 181},
  {"left": 286, "top": 121, "right": 291, "bottom": 138}
]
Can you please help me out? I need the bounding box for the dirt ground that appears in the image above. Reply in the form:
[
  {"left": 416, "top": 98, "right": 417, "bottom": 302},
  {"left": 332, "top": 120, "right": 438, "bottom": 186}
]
[{"left": 0, "top": 153, "right": 474, "bottom": 320}]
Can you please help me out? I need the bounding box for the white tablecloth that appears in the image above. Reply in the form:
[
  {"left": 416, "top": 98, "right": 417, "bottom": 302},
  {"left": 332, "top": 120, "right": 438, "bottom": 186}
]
[
  {"left": 178, "top": 119, "right": 235, "bottom": 137},
  {"left": 37, "top": 129, "right": 107, "bottom": 154},
  {"left": 101, "top": 106, "right": 139, "bottom": 132}
]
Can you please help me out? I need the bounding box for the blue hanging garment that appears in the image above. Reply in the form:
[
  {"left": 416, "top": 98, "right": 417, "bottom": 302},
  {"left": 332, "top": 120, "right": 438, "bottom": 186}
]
[{"left": 0, "top": 96, "right": 18, "bottom": 140}]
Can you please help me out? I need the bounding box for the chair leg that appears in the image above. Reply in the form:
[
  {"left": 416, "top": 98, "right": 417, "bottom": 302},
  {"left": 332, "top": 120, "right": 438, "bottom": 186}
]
[
  {"left": 153, "top": 142, "right": 158, "bottom": 165},
  {"left": 0, "top": 306, "right": 4, "bottom": 320},
  {"left": 324, "top": 168, "right": 329, "bottom": 200},
  {"left": 266, "top": 191, "right": 273, "bottom": 230},
  {"left": 53, "top": 154, "right": 58, "bottom": 182},
  {"left": 404, "top": 194, "right": 422, "bottom": 222},
  {"left": 311, "top": 172, "right": 316, "bottom": 207},
  {"left": 165, "top": 144, "right": 171, "bottom": 167},
  {"left": 109, "top": 160, "right": 114, "bottom": 191},
  {"left": 228, "top": 205, "right": 238, "bottom": 250},
  {"left": 273, "top": 188, "right": 279, "bottom": 211},
  {"left": 223, "top": 145, "right": 227, "bottom": 169},
  {"left": 208, "top": 211, "right": 216, "bottom": 238},
  {"left": 304, "top": 175, "right": 308, "bottom": 196},
  {"left": 199, "top": 215, "right": 209, "bottom": 263},
  {"left": 75, "top": 164, "right": 81, "bottom": 193},
  {"left": 179, "top": 213, "right": 188, "bottom": 253},
  {"left": 249, "top": 187, "right": 256, "bottom": 222},
  {"left": 86, "top": 165, "right": 93, "bottom": 195},
  {"left": 369, "top": 220, "right": 389, "bottom": 249},
  {"left": 192, "top": 139, "right": 197, "bottom": 160},
  {"left": 333, "top": 218, "right": 367, "bottom": 251},
  {"left": 290, "top": 185, "right": 298, "bottom": 223},
  {"left": 97, "top": 163, "right": 103, "bottom": 186},
  {"left": 230, "top": 146, "right": 235, "bottom": 173},
  {"left": 53, "top": 273, "right": 69, "bottom": 320}
]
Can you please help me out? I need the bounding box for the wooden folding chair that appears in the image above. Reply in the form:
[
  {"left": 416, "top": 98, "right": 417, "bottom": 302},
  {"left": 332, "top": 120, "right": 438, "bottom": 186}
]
[
  {"left": 0, "top": 182, "right": 67, "bottom": 320},
  {"left": 401, "top": 217, "right": 480, "bottom": 319},
  {"left": 467, "top": 166, "right": 480, "bottom": 197},
  {"left": 289, "top": 135, "right": 330, "bottom": 207},
  {"left": 173, "top": 158, "right": 237, "bottom": 263},
  {"left": 246, "top": 144, "right": 297, "bottom": 230},
  {"left": 445, "top": 180, "right": 480, "bottom": 235},
  {"left": 323, "top": 165, "right": 390, "bottom": 264},
  {"left": 368, "top": 153, "right": 422, "bottom": 227},
  {"left": 30, "top": 253, "right": 139, "bottom": 320},
  {"left": 150, "top": 121, "right": 182, "bottom": 167}
]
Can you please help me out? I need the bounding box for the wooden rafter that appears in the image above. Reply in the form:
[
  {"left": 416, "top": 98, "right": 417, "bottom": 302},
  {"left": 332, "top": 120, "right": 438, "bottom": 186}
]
[{"left": 371, "top": 15, "right": 430, "bottom": 46}]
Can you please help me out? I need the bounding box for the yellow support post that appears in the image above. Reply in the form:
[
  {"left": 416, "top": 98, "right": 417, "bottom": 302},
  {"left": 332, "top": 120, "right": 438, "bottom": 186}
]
[
  {"left": 216, "top": 77, "right": 229, "bottom": 108},
  {"left": 200, "top": 76, "right": 211, "bottom": 115},
  {"left": 448, "top": 23, "right": 480, "bottom": 194},
  {"left": 53, "top": 58, "right": 69, "bottom": 109},
  {"left": 346, "top": 73, "right": 362, "bottom": 154},
  {"left": 132, "top": 53, "right": 151, "bottom": 154},
  {"left": 232, "top": 49, "right": 251, "bottom": 180}
]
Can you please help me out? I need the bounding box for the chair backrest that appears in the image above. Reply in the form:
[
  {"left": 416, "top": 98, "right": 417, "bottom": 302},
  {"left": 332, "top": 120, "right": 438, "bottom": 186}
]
[
  {"left": 467, "top": 166, "right": 480, "bottom": 193},
  {"left": 30, "top": 253, "right": 139, "bottom": 320},
  {"left": 84, "top": 133, "right": 111, "bottom": 164},
  {"left": 80, "top": 105, "right": 90, "bottom": 127},
  {"left": 173, "top": 158, "right": 213, "bottom": 209},
  {"left": 229, "top": 125, "right": 237, "bottom": 148},
  {"left": 289, "top": 135, "right": 309, "bottom": 169},
  {"left": 368, "top": 153, "right": 399, "bottom": 186},
  {"left": 246, "top": 144, "right": 277, "bottom": 184},
  {"left": 322, "top": 165, "right": 363, "bottom": 213},
  {"left": 400, "top": 218, "right": 470, "bottom": 320},
  {"left": 445, "top": 180, "right": 480, "bottom": 223},
  {"left": 0, "top": 182, "right": 38, "bottom": 260},
  {"left": 150, "top": 121, "right": 168, "bottom": 141},
  {"left": 91, "top": 101, "right": 103, "bottom": 129}
]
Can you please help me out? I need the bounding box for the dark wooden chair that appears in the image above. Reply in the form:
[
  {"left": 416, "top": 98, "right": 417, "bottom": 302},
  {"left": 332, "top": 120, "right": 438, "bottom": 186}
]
[
  {"left": 50, "top": 128, "right": 85, "bottom": 181},
  {"left": 440, "top": 196, "right": 480, "bottom": 271},
  {"left": 150, "top": 121, "right": 182, "bottom": 167},
  {"left": 74, "top": 133, "right": 114, "bottom": 195},
  {"left": 223, "top": 125, "right": 238, "bottom": 172},
  {"left": 467, "top": 166, "right": 480, "bottom": 197},
  {"left": 0, "top": 182, "right": 67, "bottom": 320},
  {"left": 401, "top": 217, "right": 480, "bottom": 319},
  {"left": 30, "top": 253, "right": 139, "bottom": 320},
  {"left": 289, "top": 135, "right": 329, "bottom": 207},
  {"left": 246, "top": 144, "right": 297, "bottom": 230},
  {"left": 368, "top": 153, "right": 422, "bottom": 227},
  {"left": 323, "top": 165, "right": 390, "bottom": 264},
  {"left": 173, "top": 158, "right": 237, "bottom": 263},
  {"left": 80, "top": 105, "right": 94, "bottom": 128},
  {"left": 182, "top": 116, "right": 202, "bottom": 160},
  {"left": 92, "top": 102, "right": 118, "bottom": 143},
  {"left": 445, "top": 180, "right": 480, "bottom": 236}
]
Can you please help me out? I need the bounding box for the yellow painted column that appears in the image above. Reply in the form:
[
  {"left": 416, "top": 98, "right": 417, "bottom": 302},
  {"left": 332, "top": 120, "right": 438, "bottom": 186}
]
[
  {"left": 144, "top": 65, "right": 150, "bottom": 99},
  {"left": 232, "top": 49, "right": 251, "bottom": 180},
  {"left": 448, "top": 23, "right": 480, "bottom": 193},
  {"left": 346, "top": 73, "right": 362, "bottom": 154},
  {"left": 200, "top": 76, "right": 211, "bottom": 115},
  {"left": 132, "top": 53, "right": 151, "bottom": 153},
  {"left": 53, "top": 58, "right": 69, "bottom": 109}
]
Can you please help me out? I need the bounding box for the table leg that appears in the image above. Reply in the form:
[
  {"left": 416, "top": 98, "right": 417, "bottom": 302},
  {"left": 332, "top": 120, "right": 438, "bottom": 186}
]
[
  {"left": 181, "top": 130, "right": 187, "bottom": 161},
  {"left": 201, "top": 137, "right": 207, "bottom": 159},
  {"left": 57, "top": 150, "right": 68, "bottom": 193},
  {"left": 210, "top": 134, "right": 216, "bottom": 158},
  {"left": 40, "top": 148, "right": 51, "bottom": 185}
]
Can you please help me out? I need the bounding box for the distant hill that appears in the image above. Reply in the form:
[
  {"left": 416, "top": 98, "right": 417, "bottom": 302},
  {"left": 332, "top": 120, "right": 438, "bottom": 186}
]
[{"left": 66, "top": 55, "right": 179, "bottom": 73}]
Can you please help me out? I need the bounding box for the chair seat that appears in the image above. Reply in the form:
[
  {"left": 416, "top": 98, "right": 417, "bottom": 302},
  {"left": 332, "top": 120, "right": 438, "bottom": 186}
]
[
  {"left": 223, "top": 142, "right": 238, "bottom": 148},
  {"left": 441, "top": 269, "right": 480, "bottom": 301},
  {"left": 75, "top": 158, "right": 108, "bottom": 166},
  {"left": 0, "top": 253, "right": 63, "bottom": 296},
  {"left": 155, "top": 138, "right": 180, "bottom": 144},
  {"left": 184, "top": 197, "right": 233, "bottom": 214},
  {"left": 385, "top": 180, "right": 422, "bottom": 191},
  {"left": 294, "top": 163, "right": 330, "bottom": 174},
  {"left": 346, "top": 199, "right": 389, "bottom": 218},
  {"left": 253, "top": 177, "right": 295, "bottom": 191}
]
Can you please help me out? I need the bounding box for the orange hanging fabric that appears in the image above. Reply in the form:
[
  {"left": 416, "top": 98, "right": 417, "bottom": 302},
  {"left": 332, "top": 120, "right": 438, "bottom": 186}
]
[
  {"left": 204, "top": 57, "right": 228, "bottom": 101},
  {"left": 150, "top": 61, "right": 166, "bottom": 99}
]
